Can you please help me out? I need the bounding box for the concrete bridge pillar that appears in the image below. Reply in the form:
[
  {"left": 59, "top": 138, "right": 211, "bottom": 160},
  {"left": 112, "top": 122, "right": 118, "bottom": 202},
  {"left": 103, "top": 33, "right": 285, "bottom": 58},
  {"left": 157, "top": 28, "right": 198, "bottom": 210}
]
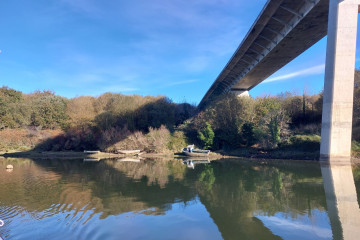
[
  {"left": 232, "top": 90, "right": 250, "bottom": 98},
  {"left": 320, "top": 0, "right": 360, "bottom": 162}
]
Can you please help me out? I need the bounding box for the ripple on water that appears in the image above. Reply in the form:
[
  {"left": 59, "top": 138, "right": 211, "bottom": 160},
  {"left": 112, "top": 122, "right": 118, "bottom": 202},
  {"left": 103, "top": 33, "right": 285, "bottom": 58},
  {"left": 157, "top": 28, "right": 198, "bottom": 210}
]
[
  {"left": 0, "top": 206, "right": 101, "bottom": 240},
  {"left": 0, "top": 206, "right": 22, "bottom": 221}
]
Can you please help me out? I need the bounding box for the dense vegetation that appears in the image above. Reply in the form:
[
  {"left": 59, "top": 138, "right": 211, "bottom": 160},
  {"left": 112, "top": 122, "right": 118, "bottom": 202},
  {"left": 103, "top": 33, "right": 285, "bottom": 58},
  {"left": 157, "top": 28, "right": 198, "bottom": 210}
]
[
  {"left": 184, "top": 91, "right": 323, "bottom": 157},
  {"left": 0, "top": 88, "right": 195, "bottom": 152},
  {"left": 2, "top": 69, "right": 360, "bottom": 156}
]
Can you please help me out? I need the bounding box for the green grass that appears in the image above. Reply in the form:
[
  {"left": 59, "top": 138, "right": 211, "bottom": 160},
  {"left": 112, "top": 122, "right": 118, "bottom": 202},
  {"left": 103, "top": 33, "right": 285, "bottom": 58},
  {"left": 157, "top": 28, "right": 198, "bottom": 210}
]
[
  {"left": 279, "top": 134, "right": 320, "bottom": 152},
  {"left": 351, "top": 141, "right": 360, "bottom": 158}
]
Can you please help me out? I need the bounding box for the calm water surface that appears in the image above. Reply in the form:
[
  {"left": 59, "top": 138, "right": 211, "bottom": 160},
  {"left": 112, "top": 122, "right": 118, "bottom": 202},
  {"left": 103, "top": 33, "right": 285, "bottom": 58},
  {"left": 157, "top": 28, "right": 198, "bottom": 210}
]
[{"left": 0, "top": 157, "right": 360, "bottom": 240}]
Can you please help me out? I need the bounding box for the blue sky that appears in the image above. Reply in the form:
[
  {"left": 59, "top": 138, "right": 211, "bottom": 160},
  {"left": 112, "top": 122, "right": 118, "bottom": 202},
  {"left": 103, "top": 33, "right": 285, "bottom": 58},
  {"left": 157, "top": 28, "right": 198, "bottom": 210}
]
[{"left": 0, "top": 0, "right": 359, "bottom": 104}]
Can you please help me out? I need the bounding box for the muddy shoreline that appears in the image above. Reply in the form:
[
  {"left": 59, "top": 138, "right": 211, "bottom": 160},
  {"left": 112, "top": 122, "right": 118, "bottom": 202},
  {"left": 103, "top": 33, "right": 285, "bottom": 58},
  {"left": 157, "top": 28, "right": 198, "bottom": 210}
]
[{"left": 1, "top": 150, "right": 359, "bottom": 164}]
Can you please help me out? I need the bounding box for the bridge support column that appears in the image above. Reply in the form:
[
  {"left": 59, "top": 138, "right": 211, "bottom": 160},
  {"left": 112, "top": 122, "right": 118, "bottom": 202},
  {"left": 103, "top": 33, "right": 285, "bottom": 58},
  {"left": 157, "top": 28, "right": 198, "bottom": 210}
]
[
  {"left": 320, "top": 0, "right": 359, "bottom": 162},
  {"left": 232, "top": 90, "right": 250, "bottom": 98}
]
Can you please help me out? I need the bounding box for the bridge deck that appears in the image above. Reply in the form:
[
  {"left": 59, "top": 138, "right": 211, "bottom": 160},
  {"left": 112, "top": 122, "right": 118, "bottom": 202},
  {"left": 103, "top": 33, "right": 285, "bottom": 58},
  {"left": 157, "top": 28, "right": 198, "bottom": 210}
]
[{"left": 199, "top": 0, "right": 329, "bottom": 109}]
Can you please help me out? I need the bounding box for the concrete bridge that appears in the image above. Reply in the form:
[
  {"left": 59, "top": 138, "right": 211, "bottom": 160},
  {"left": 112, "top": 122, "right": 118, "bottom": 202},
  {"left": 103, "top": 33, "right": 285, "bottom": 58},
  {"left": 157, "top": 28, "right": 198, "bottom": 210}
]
[{"left": 199, "top": 0, "right": 360, "bottom": 162}]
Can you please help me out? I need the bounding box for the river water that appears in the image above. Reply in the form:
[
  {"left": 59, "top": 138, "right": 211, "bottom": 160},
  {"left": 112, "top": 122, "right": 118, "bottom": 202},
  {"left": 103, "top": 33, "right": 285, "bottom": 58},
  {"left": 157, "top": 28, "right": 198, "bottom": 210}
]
[{"left": 0, "top": 157, "right": 359, "bottom": 240}]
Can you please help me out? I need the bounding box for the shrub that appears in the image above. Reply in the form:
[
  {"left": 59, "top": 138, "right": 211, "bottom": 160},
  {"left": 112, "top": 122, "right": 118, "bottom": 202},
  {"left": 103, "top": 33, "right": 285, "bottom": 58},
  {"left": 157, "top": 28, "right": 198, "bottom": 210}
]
[
  {"left": 279, "top": 134, "right": 320, "bottom": 152},
  {"left": 146, "top": 125, "right": 172, "bottom": 153},
  {"left": 168, "top": 131, "right": 188, "bottom": 152},
  {"left": 268, "top": 117, "right": 281, "bottom": 146},
  {"left": 198, "top": 122, "right": 215, "bottom": 149},
  {"left": 241, "top": 122, "right": 257, "bottom": 147}
]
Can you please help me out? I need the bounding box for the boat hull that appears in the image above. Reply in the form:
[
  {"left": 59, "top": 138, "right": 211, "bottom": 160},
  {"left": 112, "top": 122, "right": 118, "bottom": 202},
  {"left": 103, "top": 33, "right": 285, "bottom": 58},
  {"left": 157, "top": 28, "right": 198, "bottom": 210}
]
[
  {"left": 182, "top": 149, "right": 210, "bottom": 157},
  {"left": 84, "top": 150, "right": 100, "bottom": 154},
  {"left": 117, "top": 150, "right": 141, "bottom": 154}
]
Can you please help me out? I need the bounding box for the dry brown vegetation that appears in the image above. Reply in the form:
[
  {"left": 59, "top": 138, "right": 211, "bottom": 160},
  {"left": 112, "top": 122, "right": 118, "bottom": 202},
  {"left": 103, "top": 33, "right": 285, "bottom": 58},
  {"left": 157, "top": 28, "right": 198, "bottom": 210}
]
[
  {"left": 0, "top": 87, "right": 195, "bottom": 152},
  {"left": 0, "top": 128, "right": 63, "bottom": 151}
]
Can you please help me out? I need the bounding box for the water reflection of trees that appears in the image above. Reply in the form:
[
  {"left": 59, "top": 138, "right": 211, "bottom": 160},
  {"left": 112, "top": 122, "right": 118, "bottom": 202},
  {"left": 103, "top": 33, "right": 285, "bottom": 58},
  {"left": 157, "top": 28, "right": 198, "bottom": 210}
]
[
  {"left": 195, "top": 160, "right": 327, "bottom": 239},
  {"left": 0, "top": 158, "right": 194, "bottom": 222},
  {"left": 104, "top": 159, "right": 187, "bottom": 188},
  {"left": 0, "top": 158, "right": 331, "bottom": 239}
]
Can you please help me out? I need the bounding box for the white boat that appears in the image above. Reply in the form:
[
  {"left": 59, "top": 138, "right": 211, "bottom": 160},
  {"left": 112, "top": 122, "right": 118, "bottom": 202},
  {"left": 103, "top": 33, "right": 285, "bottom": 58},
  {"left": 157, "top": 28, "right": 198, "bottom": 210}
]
[
  {"left": 84, "top": 150, "right": 100, "bottom": 154},
  {"left": 117, "top": 150, "right": 141, "bottom": 155},
  {"left": 182, "top": 148, "right": 210, "bottom": 157}
]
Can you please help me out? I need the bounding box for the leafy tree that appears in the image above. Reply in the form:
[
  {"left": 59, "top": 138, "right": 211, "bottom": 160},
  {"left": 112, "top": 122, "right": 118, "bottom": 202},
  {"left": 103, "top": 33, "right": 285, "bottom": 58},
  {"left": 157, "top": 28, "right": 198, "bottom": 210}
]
[
  {"left": 194, "top": 94, "right": 255, "bottom": 149},
  {"left": 268, "top": 116, "right": 281, "bottom": 146},
  {"left": 66, "top": 96, "right": 96, "bottom": 127},
  {"left": 0, "top": 86, "right": 30, "bottom": 128},
  {"left": 198, "top": 122, "right": 215, "bottom": 149},
  {"left": 241, "top": 122, "right": 256, "bottom": 147},
  {"left": 255, "top": 97, "right": 288, "bottom": 147},
  {"left": 30, "top": 91, "right": 69, "bottom": 129}
]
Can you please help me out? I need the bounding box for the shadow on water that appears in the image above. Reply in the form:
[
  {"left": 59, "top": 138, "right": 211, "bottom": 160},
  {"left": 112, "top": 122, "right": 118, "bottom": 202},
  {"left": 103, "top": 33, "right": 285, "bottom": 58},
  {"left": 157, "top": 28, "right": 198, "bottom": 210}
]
[{"left": 0, "top": 157, "right": 360, "bottom": 239}]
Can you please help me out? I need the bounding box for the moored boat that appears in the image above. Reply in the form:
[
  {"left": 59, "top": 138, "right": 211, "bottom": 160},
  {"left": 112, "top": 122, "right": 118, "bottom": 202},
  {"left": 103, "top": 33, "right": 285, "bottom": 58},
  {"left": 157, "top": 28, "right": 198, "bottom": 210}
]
[
  {"left": 117, "top": 150, "right": 141, "bottom": 155},
  {"left": 182, "top": 148, "right": 210, "bottom": 157},
  {"left": 84, "top": 150, "right": 100, "bottom": 154}
]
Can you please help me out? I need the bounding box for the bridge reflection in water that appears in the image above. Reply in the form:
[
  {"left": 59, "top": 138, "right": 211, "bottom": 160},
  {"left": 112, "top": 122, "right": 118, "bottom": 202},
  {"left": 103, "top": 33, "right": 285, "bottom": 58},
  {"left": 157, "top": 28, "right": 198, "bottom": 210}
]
[{"left": 321, "top": 161, "right": 360, "bottom": 240}]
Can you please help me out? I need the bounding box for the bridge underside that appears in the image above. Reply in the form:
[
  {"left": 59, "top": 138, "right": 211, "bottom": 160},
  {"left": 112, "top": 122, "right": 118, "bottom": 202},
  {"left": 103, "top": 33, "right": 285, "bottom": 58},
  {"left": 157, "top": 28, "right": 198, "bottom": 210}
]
[{"left": 199, "top": 0, "right": 329, "bottom": 109}]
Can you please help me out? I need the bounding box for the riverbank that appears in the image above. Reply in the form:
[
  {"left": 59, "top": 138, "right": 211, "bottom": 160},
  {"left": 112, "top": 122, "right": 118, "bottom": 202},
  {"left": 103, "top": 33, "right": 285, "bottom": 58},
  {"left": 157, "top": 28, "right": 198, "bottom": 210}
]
[
  {"left": 0, "top": 150, "right": 119, "bottom": 160},
  {"left": 2, "top": 150, "right": 360, "bottom": 164},
  {"left": 0, "top": 150, "right": 226, "bottom": 160},
  {"left": 0, "top": 149, "right": 320, "bottom": 161},
  {"left": 0, "top": 128, "right": 325, "bottom": 161},
  {"left": 226, "top": 148, "right": 319, "bottom": 161}
]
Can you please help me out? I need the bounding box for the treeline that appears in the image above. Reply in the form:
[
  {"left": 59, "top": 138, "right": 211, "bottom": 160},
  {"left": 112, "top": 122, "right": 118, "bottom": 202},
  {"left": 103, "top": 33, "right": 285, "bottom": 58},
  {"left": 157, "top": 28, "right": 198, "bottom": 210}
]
[
  {"left": 0, "top": 85, "right": 325, "bottom": 153},
  {"left": 0, "top": 88, "right": 195, "bottom": 131},
  {"left": 185, "top": 91, "right": 323, "bottom": 151},
  {"left": 189, "top": 69, "right": 360, "bottom": 153},
  {"left": 2, "top": 69, "right": 360, "bottom": 153},
  {"left": 0, "top": 87, "right": 196, "bottom": 151},
  {"left": 0, "top": 89, "right": 68, "bottom": 129}
]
